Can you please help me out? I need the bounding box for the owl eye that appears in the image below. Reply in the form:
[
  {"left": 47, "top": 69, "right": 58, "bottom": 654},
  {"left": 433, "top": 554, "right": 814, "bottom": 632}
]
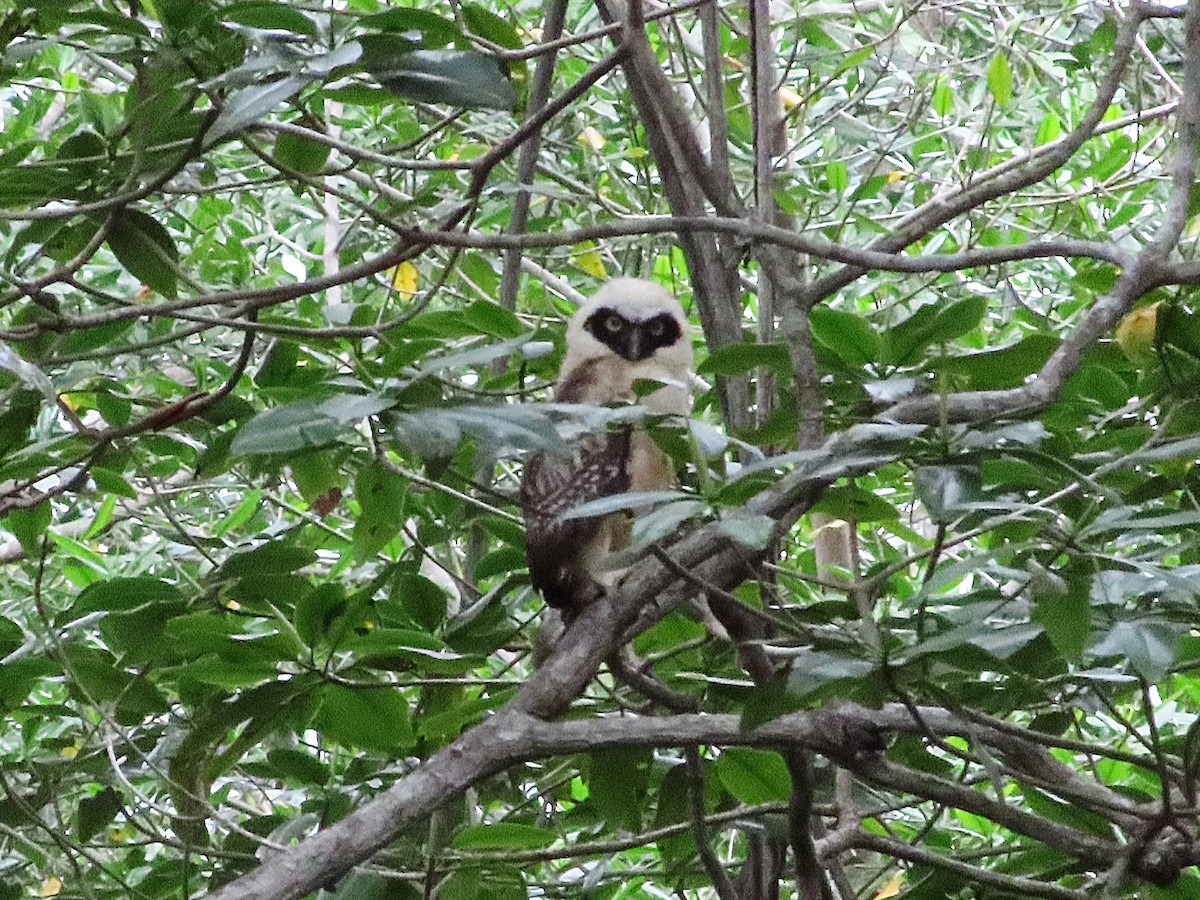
[
  {"left": 647, "top": 318, "right": 666, "bottom": 337},
  {"left": 604, "top": 314, "right": 625, "bottom": 333}
]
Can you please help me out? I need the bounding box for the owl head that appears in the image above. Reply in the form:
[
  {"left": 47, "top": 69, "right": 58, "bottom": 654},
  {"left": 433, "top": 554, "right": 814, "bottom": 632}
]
[{"left": 561, "top": 278, "right": 694, "bottom": 378}]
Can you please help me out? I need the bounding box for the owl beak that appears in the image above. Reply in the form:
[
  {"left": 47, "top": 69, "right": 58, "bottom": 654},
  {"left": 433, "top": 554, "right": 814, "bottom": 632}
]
[{"left": 624, "top": 330, "right": 642, "bottom": 362}]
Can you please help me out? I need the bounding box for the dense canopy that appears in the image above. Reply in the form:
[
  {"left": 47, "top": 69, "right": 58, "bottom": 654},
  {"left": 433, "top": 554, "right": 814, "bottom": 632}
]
[{"left": 3, "top": 1, "right": 1200, "bottom": 899}]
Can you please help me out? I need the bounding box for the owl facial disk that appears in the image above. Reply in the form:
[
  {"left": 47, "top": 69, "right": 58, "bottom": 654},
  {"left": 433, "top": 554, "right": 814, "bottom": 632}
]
[{"left": 583, "top": 308, "right": 682, "bottom": 362}]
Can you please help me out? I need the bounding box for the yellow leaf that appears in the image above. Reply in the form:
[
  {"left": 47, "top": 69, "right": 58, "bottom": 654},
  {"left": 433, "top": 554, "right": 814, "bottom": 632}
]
[
  {"left": 577, "top": 126, "right": 606, "bottom": 152},
  {"left": 778, "top": 85, "right": 803, "bottom": 110},
  {"left": 1115, "top": 301, "right": 1161, "bottom": 365},
  {"left": 886, "top": 170, "right": 906, "bottom": 186},
  {"left": 59, "top": 741, "right": 80, "bottom": 760},
  {"left": 873, "top": 872, "right": 904, "bottom": 899},
  {"left": 573, "top": 242, "right": 607, "bottom": 279},
  {"left": 224, "top": 598, "right": 242, "bottom": 611},
  {"left": 389, "top": 261, "right": 418, "bottom": 299},
  {"left": 39, "top": 877, "right": 63, "bottom": 898}
]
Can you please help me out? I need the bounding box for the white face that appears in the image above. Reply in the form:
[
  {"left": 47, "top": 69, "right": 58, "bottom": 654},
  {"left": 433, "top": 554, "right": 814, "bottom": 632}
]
[{"left": 562, "top": 278, "right": 694, "bottom": 376}]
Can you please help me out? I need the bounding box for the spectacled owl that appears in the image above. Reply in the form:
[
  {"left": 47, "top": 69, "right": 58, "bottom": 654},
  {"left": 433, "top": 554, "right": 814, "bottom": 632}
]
[{"left": 521, "top": 278, "right": 694, "bottom": 612}]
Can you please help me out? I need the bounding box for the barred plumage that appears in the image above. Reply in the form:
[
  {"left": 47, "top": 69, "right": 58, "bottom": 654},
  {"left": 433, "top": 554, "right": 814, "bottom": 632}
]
[{"left": 520, "top": 278, "right": 694, "bottom": 613}]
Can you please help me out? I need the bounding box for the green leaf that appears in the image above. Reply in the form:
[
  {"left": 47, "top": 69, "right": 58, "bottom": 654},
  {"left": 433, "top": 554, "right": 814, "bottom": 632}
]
[
  {"left": 314, "top": 684, "right": 413, "bottom": 751},
  {"left": 73, "top": 576, "right": 183, "bottom": 615},
  {"left": 966, "top": 622, "right": 1044, "bottom": 659},
  {"left": 784, "top": 650, "right": 875, "bottom": 699},
  {"left": 809, "top": 484, "right": 897, "bottom": 523},
  {"left": 912, "top": 465, "right": 984, "bottom": 523},
  {"left": 1036, "top": 111, "right": 1062, "bottom": 145},
  {"left": 274, "top": 131, "right": 331, "bottom": 175},
  {"left": 361, "top": 8, "right": 462, "bottom": 47},
  {"left": 394, "top": 573, "right": 447, "bottom": 631},
  {"left": 0, "top": 618, "right": 24, "bottom": 658},
  {"left": 631, "top": 499, "right": 706, "bottom": 545},
  {"left": 367, "top": 49, "right": 515, "bottom": 111},
  {"left": 3, "top": 503, "right": 50, "bottom": 557},
  {"left": 560, "top": 490, "right": 690, "bottom": 521},
  {"left": 1091, "top": 619, "right": 1181, "bottom": 681},
  {"left": 810, "top": 308, "right": 878, "bottom": 367},
  {"left": 76, "top": 787, "right": 122, "bottom": 843},
  {"left": 987, "top": 52, "right": 1013, "bottom": 105},
  {"left": 220, "top": 2, "right": 318, "bottom": 37},
  {"left": 1034, "top": 589, "right": 1089, "bottom": 664},
  {"left": 205, "top": 76, "right": 313, "bottom": 148},
  {"left": 265, "top": 747, "right": 329, "bottom": 785},
  {"left": 716, "top": 513, "right": 776, "bottom": 550},
  {"left": 715, "top": 748, "right": 790, "bottom": 805},
  {"left": 106, "top": 209, "right": 178, "bottom": 298},
  {"left": 698, "top": 342, "right": 792, "bottom": 379},
  {"left": 294, "top": 583, "right": 346, "bottom": 645},
  {"left": 588, "top": 748, "right": 651, "bottom": 831},
  {"left": 825, "top": 160, "right": 849, "bottom": 193},
  {"left": 452, "top": 823, "right": 556, "bottom": 851},
  {"left": 354, "top": 461, "right": 406, "bottom": 529},
  {"left": 231, "top": 394, "right": 392, "bottom": 456},
  {"left": 389, "top": 404, "right": 561, "bottom": 461},
  {"left": 933, "top": 333, "right": 1059, "bottom": 390},
  {"left": 217, "top": 541, "right": 317, "bottom": 579},
  {"left": 463, "top": 300, "right": 524, "bottom": 338},
  {"left": 932, "top": 76, "right": 953, "bottom": 116},
  {"left": 461, "top": 4, "right": 522, "bottom": 50},
  {"left": 885, "top": 296, "right": 987, "bottom": 365}
]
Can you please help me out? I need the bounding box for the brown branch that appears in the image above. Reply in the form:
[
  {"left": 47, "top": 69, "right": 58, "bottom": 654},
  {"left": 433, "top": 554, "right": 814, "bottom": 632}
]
[
  {"left": 595, "top": 0, "right": 750, "bottom": 429},
  {"left": 797, "top": 6, "right": 1148, "bottom": 311},
  {"left": 851, "top": 831, "right": 1088, "bottom": 900},
  {"left": 498, "top": 0, "right": 570, "bottom": 312},
  {"left": 685, "top": 746, "right": 742, "bottom": 900},
  {"left": 209, "top": 701, "right": 1200, "bottom": 900}
]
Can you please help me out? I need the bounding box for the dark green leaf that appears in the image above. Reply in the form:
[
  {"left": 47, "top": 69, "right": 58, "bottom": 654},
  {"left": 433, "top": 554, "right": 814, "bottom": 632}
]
[
  {"left": 452, "top": 823, "right": 556, "bottom": 851},
  {"left": 314, "top": 684, "right": 413, "bottom": 751},
  {"left": 912, "top": 465, "right": 984, "bottom": 523},
  {"left": 294, "top": 583, "right": 346, "bottom": 645},
  {"left": 361, "top": 8, "right": 462, "bottom": 47},
  {"left": 630, "top": 499, "right": 706, "bottom": 545},
  {"left": 205, "top": 76, "right": 313, "bottom": 148},
  {"left": 265, "top": 747, "right": 329, "bottom": 785},
  {"left": 1091, "top": 620, "right": 1181, "bottom": 681},
  {"left": 367, "top": 49, "right": 515, "bottom": 110},
  {"left": 716, "top": 513, "right": 776, "bottom": 549},
  {"left": 220, "top": 2, "right": 318, "bottom": 37},
  {"left": 217, "top": 541, "right": 317, "bottom": 579},
  {"left": 3, "top": 503, "right": 50, "bottom": 557},
  {"left": 809, "top": 484, "right": 897, "bottom": 523},
  {"left": 106, "top": 209, "right": 178, "bottom": 298},
  {"left": 274, "top": 131, "right": 331, "bottom": 175},
  {"left": 76, "top": 787, "right": 122, "bottom": 843},
  {"left": 698, "top": 342, "right": 792, "bottom": 379},
  {"left": 715, "top": 748, "right": 790, "bottom": 805},
  {"left": 389, "top": 403, "right": 561, "bottom": 461},
  {"left": 1033, "top": 576, "right": 1090, "bottom": 663},
  {"left": 588, "top": 748, "right": 651, "bottom": 831},
  {"left": 394, "top": 574, "right": 447, "bottom": 631},
  {"left": 461, "top": 4, "right": 522, "bottom": 50},
  {"left": 810, "top": 308, "right": 878, "bottom": 367},
  {"left": 885, "top": 296, "right": 987, "bottom": 365},
  {"left": 231, "top": 394, "right": 392, "bottom": 456}
]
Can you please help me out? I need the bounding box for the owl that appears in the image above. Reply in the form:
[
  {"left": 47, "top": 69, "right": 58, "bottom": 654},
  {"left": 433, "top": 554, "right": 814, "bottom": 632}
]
[{"left": 520, "top": 278, "right": 694, "bottom": 612}]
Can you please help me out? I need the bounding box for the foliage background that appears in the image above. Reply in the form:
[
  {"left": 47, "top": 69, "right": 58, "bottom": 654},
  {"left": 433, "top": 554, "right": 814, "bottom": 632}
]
[{"left": 3, "top": 0, "right": 1200, "bottom": 898}]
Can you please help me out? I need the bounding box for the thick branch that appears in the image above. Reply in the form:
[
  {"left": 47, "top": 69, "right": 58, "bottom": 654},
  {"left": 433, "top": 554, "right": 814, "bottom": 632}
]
[{"left": 210, "top": 701, "right": 1200, "bottom": 900}]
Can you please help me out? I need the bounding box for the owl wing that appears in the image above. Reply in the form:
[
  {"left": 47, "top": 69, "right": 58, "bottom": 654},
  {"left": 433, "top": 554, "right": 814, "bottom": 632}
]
[{"left": 520, "top": 427, "right": 631, "bottom": 610}]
